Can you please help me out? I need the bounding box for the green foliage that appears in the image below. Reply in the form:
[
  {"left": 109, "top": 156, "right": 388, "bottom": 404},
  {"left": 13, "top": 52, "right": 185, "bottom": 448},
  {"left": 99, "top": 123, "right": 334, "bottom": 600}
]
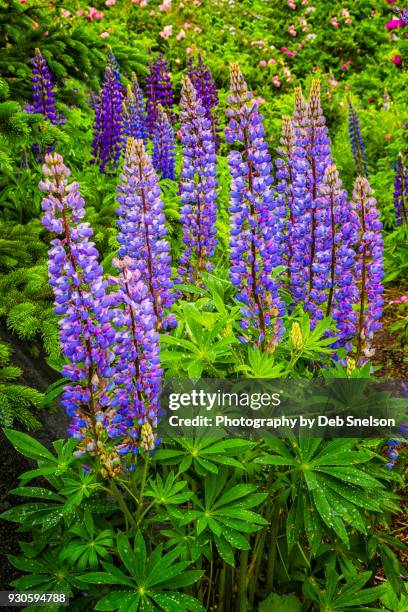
[{"left": 0, "top": 343, "right": 43, "bottom": 428}]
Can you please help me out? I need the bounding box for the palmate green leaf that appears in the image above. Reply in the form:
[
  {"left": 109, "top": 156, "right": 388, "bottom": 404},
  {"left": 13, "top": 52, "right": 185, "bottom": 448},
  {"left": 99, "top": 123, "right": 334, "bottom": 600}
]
[{"left": 152, "top": 592, "right": 204, "bottom": 611}]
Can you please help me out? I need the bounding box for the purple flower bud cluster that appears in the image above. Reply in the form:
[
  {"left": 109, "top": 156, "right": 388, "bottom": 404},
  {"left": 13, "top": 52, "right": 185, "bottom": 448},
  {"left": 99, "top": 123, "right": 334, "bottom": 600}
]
[
  {"left": 109, "top": 257, "right": 162, "bottom": 456},
  {"left": 348, "top": 99, "right": 368, "bottom": 178},
  {"left": 293, "top": 79, "right": 332, "bottom": 314},
  {"left": 123, "top": 73, "right": 147, "bottom": 143},
  {"left": 26, "top": 49, "right": 59, "bottom": 125},
  {"left": 116, "top": 138, "right": 176, "bottom": 331},
  {"left": 385, "top": 438, "right": 400, "bottom": 470},
  {"left": 187, "top": 55, "right": 220, "bottom": 151},
  {"left": 39, "top": 153, "right": 115, "bottom": 444},
  {"left": 351, "top": 177, "right": 384, "bottom": 363},
  {"left": 91, "top": 64, "right": 124, "bottom": 173},
  {"left": 152, "top": 105, "right": 176, "bottom": 180},
  {"left": 226, "top": 63, "right": 285, "bottom": 351},
  {"left": 394, "top": 153, "right": 408, "bottom": 225},
  {"left": 315, "top": 164, "right": 359, "bottom": 345},
  {"left": 146, "top": 55, "right": 175, "bottom": 138},
  {"left": 178, "top": 77, "right": 218, "bottom": 284}
]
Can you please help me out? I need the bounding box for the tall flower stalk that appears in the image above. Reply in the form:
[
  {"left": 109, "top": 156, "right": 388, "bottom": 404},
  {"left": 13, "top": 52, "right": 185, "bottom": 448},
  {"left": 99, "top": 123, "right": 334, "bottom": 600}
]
[
  {"left": 116, "top": 138, "right": 176, "bottom": 331},
  {"left": 91, "top": 65, "right": 124, "bottom": 173},
  {"left": 122, "top": 73, "right": 147, "bottom": 143},
  {"left": 187, "top": 55, "right": 220, "bottom": 151},
  {"left": 152, "top": 105, "right": 176, "bottom": 180},
  {"left": 178, "top": 76, "right": 218, "bottom": 284},
  {"left": 39, "top": 153, "right": 119, "bottom": 474},
  {"left": 394, "top": 153, "right": 408, "bottom": 225},
  {"left": 316, "top": 164, "right": 359, "bottom": 344},
  {"left": 351, "top": 177, "right": 384, "bottom": 362},
  {"left": 226, "top": 63, "right": 285, "bottom": 351},
  {"left": 293, "top": 81, "right": 332, "bottom": 306},
  {"left": 348, "top": 99, "right": 368, "bottom": 178},
  {"left": 26, "top": 49, "right": 59, "bottom": 125},
  {"left": 146, "top": 54, "right": 174, "bottom": 137}
]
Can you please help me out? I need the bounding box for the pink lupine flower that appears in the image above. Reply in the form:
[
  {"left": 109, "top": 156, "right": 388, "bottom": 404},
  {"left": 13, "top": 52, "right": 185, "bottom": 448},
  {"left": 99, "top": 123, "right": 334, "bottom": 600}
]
[
  {"left": 391, "top": 295, "right": 408, "bottom": 304},
  {"left": 159, "top": 25, "right": 173, "bottom": 39}
]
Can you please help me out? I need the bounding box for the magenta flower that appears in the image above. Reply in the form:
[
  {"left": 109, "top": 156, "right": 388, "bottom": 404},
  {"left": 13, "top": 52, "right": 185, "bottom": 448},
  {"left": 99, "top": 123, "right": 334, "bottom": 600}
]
[{"left": 392, "top": 54, "right": 403, "bottom": 65}]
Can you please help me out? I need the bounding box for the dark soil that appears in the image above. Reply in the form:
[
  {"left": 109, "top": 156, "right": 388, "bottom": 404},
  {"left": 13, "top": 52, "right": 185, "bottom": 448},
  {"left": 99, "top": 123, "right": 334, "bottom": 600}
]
[{"left": 373, "top": 284, "right": 408, "bottom": 378}]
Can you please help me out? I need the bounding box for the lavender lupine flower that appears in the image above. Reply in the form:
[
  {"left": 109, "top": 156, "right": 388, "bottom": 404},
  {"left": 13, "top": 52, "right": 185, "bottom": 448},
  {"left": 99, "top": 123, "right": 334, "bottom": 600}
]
[
  {"left": 351, "top": 177, "right": 384, "bottom": 363},
  {"left": 152, "top": 105, "right": 176, "bottom": 180},
  {"left": 394, "top": 153, "right": 408, "bottom": 225},
  {"left": 187, "top": 55, "right": 220, "bottom": 150},
  {"left": 108, "top": 256, "right": 162, "bottom": 457},
  {"left": 226, "top": 63, "right": 285, "bottom": 351},
  {"left": 26, "top": 49, "right": 58, "bottom": 125},
  {"left": 275, "top": 116, "right": 310, "bottom": 290},
  {"left": 146, "top": 55, "right": 174, "bottom": 137},
  {"left": 91, "top": 65, "right": 124, "bottom": 173},
  {"left": 116, "top": 138, "right": 176, "bottom": 330},
  {"left": 39, "top": 153, "right": 118, "bottom": 468},
  {"left": 315, "top": 164, "right": 359, "bottom": 344},
  {"left": 178, "top": 77, "right": 218, "bottom": 284},
  {"left": 122, "top": 73, "right": 147, "bottom": 143},
  {"left": 292, "top": 81, "right": 332, "bottom": 308},
  {"left": 348, "top": 99, "right": 369, "bottom": 178}
]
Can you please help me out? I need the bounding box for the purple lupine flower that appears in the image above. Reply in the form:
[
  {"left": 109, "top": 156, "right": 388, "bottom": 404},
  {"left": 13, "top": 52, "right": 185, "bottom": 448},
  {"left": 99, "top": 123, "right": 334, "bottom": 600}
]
[
  {"left": 226, "top": 63, "right": 285, "bottom": 351},
  {"left": 394, "top": 153, "right": 408, "bottom": 225},
  {"left": 351, "top": 177, "right": 384, "bottom": 363},
  {"left": 178, "top": 77, "right": 218, "bottom": 284},
  {"left": 107, "top": 50, "right": 122, "bottom": 85},
  {"left": 152, "top": 105, "right": 176, "bottom": 180},
  {"left": 348, "top": 99, "right": 369, "bottom": 178},
  {"left": 275, "top": 115, "right": 310, "bottom": 290},
  {"left": 116, "top": 138, "right": 176, "bottom": 331},
  {"left": 293, "top": 80, "right": 332, "bottom": 307},
  {"left": 108, "top": 256, "right": 162, "bottom": 456},
  {"left": 26, "top": 49, "right": 59, "bottom": 125},
  {"left": 39, "top": 153, "right": 116, "bottom": 449},
  {"left": 146, "top": 54, "right": 174, "bottom": 137},
  {"left": 123, "top": 73, "right": 147, "bottom": 143},
  {"left": 91, "top": 65, "right": 124, "bottom": 173},
  {"left": 187, "top": 55, "right": 220, "bottom": 151},
  {"left": 315, "top": 164, "right": 359, "bottom": 345}
]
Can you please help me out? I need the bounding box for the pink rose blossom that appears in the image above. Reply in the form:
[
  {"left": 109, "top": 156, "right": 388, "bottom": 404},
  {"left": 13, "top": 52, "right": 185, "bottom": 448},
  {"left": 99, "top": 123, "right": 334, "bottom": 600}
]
[
  {"left": 149, "top": 10, "right": 155, "bottom": 15},
  {"left": 194, "top": 26, "right": 202, "bottom": 33},
  {"left": 259, "top": 60, "right": 267, "bottom": 68},
  {"left": 392, "top": 54, "right": 403, "bottom": 65},
  {"left": 159, "top": 0, "right": 171, "bottom": 11},
  {"left": 268, "top": 58, "right": 276, "bottom": 65},
  {"left": 186, "top": 47, "right": 193, "bottom": 54},
  {"left": 183, "top": 22, "right": 192, "bottom": 29},
  {"left": 105, "top": 0, "right": 116, "bottom": 5},
  {"left": 341, "top": 63, "right": 347, "bottom": 70},
  {"left": 100, "top": 31, "right": 110, "bottom": 38},
  {"left": 61, "top": 8, "right": 71, "bottom": 17},
  {"left": 176, "top": 28, "right": 186, "bottom": 40},
  {"left": 272, "top": 75, "right": 281, "bottom": 87},
  {"left": 77, "top": 9, "right": 84, "bottom": 15}
]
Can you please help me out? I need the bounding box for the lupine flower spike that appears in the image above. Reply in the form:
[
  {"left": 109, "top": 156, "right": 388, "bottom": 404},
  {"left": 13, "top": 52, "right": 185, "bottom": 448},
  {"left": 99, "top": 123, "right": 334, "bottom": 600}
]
[
  {"left": 146, "top": 55, "right": 175, "bottom": 137},
  {"left": 226, "top": 63, "right": 285, "bottom": 351},
  {"left": 116, "top": 138, "right": 176, "bottom": 331},
  {"left": 91, "top": 64, "right": 124, "bottom": 173},
  {"left": 152, "top": 105, "right": 176, "bottom": 180},
  {"left": 351, "top": 177, "right": 384, "bottom": 363},
  {"left": 316, "top": 164, "right": 359, "bottom": 345},
  {"left": 348, "top": 99, "right": 369, "bottom": 178},
  {"left": 178, "top": 76, "right": 218, "bottom": 284},
  {"left": 394, "top": 153, "right": 408, "bottom": 225},
  {"left": 39, "top": 153, "right": 120, "bottom": 476},
  {"left": 26, "top": 49, "right": 59, "bottom": 125},
  {"left": 292, "top": 80, "right": 332, "bottom": 315},
  {"left": 109, "top": 256, "right": 162, "bottom": 457},
  {"left": 123, "top": 73, "right": 147, "bottom": 143},
  {"left": 187, "top": 55, "right": 220, "bottom": 150}
]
